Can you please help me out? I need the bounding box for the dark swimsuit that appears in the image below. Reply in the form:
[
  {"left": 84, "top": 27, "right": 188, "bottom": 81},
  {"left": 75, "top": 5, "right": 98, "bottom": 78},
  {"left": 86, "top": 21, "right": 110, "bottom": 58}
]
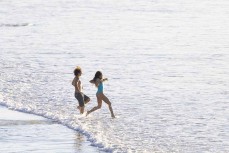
[
  {"left": 75, "top": 92, "right": 89, "bottom": 107},
  {"left": 74, "top": 78, "right": 89, "bottom": 107}
]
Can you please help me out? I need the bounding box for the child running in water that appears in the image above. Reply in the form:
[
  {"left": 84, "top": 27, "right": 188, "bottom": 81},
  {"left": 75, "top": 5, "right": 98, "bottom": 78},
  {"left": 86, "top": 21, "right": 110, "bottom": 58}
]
[
  {"left": 72, "top": 66, "right": 90, "bottom": 114},
  {"left": 86, "top": 71, "right": 115, "bottom": 118}
]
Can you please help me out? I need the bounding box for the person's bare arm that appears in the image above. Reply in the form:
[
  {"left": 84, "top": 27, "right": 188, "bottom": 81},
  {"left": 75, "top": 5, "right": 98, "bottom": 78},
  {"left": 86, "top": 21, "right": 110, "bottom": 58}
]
[
  {"left": 72, "top": 78, "right": 76, "bottom": 86},
  {"left": 90, "top": 80, "right": 95, "bottom": 84},
  {"left": 102, "top": 78, "right": 108, "bottom": 82},
  {"left": 77, "top": 80, "right": 82, "bottom": 92}
]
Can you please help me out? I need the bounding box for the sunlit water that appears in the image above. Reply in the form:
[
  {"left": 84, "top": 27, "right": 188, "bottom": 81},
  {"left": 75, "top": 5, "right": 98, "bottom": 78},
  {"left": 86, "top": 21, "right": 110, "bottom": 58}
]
[
  {"left": 0, "top": 0, "right": 229, "bottom": 152},
  {"left": 0, "top": 106, "right": 102, "bottom": 153}
]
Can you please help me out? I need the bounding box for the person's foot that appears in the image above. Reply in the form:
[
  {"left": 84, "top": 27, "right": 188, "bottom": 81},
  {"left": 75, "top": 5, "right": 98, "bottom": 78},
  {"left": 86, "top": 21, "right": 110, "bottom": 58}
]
[
  {"left": 86, "top": 111, "right": 89, "bottom": 117},
  {"left": 111, "top": 115, "right": 115, "bottom": 118}
]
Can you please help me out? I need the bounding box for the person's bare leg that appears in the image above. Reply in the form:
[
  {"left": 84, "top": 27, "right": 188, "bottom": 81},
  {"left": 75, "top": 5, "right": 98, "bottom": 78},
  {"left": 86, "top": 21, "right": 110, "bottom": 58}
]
[
  {"left": 80, "top": 107, "right": 84, "bottom": 114},
  {"left": 103, "top": 94, "right": 115, "bottom": 118},
  {"left": 86, "top": 96, "right": 102, "bottom": 116}
]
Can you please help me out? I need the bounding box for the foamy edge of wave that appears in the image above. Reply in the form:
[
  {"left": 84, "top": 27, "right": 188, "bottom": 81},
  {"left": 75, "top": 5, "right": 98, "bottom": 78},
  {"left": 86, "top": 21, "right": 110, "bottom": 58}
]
[{"left": 0, "top": 99, "right": 114, "bottom": 153}]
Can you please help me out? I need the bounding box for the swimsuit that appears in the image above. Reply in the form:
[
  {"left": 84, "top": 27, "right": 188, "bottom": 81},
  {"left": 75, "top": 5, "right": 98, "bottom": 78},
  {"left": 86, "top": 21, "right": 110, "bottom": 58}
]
[
  {"left": 73, "top": 77, "right": 89, "bottom": 107},
  {"left": 96, "top": 82, "right": 103, "bottom": 94},
  {"left": 75, "top": 92, "right": 89, "bottom": 107}
]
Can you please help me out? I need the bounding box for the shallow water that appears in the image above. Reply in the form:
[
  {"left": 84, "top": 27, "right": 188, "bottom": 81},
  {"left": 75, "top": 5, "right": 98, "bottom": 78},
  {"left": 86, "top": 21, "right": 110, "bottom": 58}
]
[
  {"left": 0, "top": 107, "right": 103, "bottom": 153},
  {"left": 1, "top": 0, "right": 229, "bottom": 152}
]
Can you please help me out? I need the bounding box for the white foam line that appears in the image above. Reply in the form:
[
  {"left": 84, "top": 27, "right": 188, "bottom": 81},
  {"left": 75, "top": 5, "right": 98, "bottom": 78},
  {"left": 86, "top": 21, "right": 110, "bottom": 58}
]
[{"left": 0, "top": 100, "right": 114, "bottom": 153}]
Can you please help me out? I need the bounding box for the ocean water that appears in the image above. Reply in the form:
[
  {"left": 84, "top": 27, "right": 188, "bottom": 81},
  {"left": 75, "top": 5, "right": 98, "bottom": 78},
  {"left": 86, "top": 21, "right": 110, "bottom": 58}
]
[
  {"left": 0, "top": 106, "right": 103, "bottom": 153},
  {"left": 0, "top": 0, "right": 229, "bottom": 152}
]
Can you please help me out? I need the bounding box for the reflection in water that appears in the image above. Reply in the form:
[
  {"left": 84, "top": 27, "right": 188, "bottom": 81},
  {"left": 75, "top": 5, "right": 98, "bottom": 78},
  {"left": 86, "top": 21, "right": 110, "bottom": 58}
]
[
  {"left": 0, "top": 107, "right": 101, "bottom": 153},
  {"left": 74, "top": 133, "right": 85, "bottom": 152},
  {"left": 73, "top": 132, "right": 104, "bottom": 153}
]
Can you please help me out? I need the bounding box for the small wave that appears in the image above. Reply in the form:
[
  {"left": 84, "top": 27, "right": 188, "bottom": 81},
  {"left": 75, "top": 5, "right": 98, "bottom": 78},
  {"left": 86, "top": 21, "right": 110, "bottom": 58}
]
[
  {"left": 0, "top": 102, "right": 114, "bottom": 153},
  {"left": 0, "top": 23, "right": 33, "bottom": 27},
  {"left": 0, "top": 119, "right": 53, "bottom": 126}
]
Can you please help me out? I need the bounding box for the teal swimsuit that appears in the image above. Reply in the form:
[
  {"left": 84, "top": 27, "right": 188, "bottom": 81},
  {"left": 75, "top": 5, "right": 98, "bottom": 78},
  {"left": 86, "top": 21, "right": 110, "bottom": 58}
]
[{"left": 96, "top": 82, "right": 103, "bottom": 94}]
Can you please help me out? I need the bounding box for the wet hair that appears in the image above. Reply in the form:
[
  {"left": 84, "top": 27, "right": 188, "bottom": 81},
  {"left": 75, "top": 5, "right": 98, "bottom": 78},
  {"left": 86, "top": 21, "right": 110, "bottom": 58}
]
[
  {"left": 74, "top": 66, "right": 82, "bottom": 76},
  {"left": 93, "top": 71, "right": 102, "bottom": 82}
]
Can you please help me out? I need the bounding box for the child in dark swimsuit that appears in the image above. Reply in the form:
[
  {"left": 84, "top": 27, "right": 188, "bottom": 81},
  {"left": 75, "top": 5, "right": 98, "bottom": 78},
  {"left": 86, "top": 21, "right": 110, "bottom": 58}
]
[
  {"left": 72, "top": 66, "right": 90, "bottom": 114},
  {"left": 86, "top": 71, "right": 115, "bottom": 118}
]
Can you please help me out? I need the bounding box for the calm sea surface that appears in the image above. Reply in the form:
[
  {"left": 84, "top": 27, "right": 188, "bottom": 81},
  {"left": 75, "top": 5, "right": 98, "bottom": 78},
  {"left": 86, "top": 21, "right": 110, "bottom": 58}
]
[{"left": 0, "top": 0, "right": 229, "bottom": 152}]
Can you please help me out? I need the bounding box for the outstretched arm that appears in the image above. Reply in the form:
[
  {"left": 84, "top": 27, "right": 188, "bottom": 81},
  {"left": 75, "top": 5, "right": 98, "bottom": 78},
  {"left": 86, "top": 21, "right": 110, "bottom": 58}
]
[
  {"left": 102, "top": 78, "right": 108, "bottom": 82},
  {"left": 90, "top": 80, "right": 95, "bottom": 84}
]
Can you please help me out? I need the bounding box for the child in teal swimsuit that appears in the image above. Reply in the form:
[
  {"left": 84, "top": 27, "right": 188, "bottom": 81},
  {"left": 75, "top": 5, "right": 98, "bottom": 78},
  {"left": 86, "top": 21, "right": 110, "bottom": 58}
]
[{"left": 86, "top": 71, "right": 115, "bottom": 118}]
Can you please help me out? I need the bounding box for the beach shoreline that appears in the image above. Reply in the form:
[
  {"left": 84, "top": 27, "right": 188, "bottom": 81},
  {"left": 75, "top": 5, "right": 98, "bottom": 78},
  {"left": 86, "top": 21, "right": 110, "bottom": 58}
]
[{"left": 0, "top": 106, "right": 103, "bottom": 153}]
